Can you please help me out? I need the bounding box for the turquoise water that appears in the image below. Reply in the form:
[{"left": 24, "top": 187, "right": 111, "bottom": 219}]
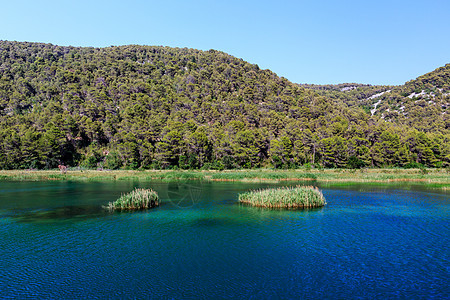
[{"left": 0, "top": 181, "right": 448, "bottom": 299}]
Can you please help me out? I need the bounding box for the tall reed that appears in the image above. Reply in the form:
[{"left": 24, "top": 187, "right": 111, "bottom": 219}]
[
  {"left": 239, "top": 186, "right": 326, "bottom": 209},
  {"left": 107, "top": 188, "right": 159, "bottom": 211}
]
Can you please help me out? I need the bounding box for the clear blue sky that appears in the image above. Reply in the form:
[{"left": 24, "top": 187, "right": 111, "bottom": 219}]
[{"left": 1, "top": 0, "right": 449, "bottom": 85}]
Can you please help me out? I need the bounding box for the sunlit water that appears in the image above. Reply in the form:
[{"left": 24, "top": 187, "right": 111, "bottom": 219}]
[{"left": 0, "top": 181, "right": 448, "bottom": 299}]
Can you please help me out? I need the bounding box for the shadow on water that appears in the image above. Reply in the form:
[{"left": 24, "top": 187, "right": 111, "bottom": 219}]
[
  {"left": 191, "top": 216, "right": 236, "bottom": 227},
  {"left": 219, "top": 198, "right": 239, "bottom": 205},
  {"left": 3, "top": 205, "right": 110, "bottom": 223}
]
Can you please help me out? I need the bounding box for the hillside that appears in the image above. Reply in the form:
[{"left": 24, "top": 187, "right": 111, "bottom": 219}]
[
  {"left": 365, "top": 64, "right": 449, "bottom": 132},
  {"left": 300, "top": 83, "right": 392, "bottom": 113},
  {"left": 302, "top": 65, "right": 450, "bottom": 132},
  {"left": 0, "top": 41, "right": 448, "bottom": 169}
]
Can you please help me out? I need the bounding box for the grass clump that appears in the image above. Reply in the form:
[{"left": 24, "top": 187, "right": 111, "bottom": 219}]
[
  {"left": 239, "top": 186, "right": 326, "bottom": 209},
  {"left": 107, "top": 188, "right": 159, "bottom": 211}
]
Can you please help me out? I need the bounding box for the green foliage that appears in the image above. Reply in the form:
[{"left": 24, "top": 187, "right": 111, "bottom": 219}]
[
  {"left": 418, "top": 165, "right": 429, "bottom": 175},
  {"left": 81, "top": 155, "right": 99, "bottom": 169},
  {"left": 0, "top": 41, "right": 448, "bottom": 170},
  {"left": 321, "top": 136, "right": 348, "bottom": 168},
  {"left": 107, "top": 188, "right": 159, "bottom": 210},
  {"left": 103, "top": 152, "right": 122, "bottom": 170},
  {"left": 238, "top": 186, "right": 326, "bottom": 209},
  {"left": 302, "top": 65, "right": 450, "bottom": 135},
  {"left": 347, "top": 155, "right": 366, "bottom": 169}
]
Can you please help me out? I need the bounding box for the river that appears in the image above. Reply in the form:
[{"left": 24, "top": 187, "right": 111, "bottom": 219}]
[{"left": 0, "top": 181, "right": 448, "bottom": 298}]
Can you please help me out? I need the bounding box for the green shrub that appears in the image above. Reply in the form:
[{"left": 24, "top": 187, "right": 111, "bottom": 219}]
[
  {"left": 404, "top": 162, "right": 423, "bottom": 169},
  {"left": 347, "top": 155, "right": 366, "bottom": 169},
  {"left": 103, "top": 152, "right": 123, "bottom": 170},
  {"left": 80, "top": 155, "right": 99, "bottom": 169}
]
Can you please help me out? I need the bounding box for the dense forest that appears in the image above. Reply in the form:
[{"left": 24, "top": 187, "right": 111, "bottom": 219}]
[{"left": 0, "top": 41, "right": 448, "bottom": 170}]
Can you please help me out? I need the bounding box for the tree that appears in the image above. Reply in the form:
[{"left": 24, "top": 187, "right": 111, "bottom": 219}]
[
  {"left": 269, "top": 136, "right": 293, "bottom": 168},
  {"left": 321, "top": 136, "right": 348, "bottom": 168}
]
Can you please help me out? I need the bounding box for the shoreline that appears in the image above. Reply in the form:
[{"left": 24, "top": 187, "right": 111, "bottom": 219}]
[{"left": 0, "top": 169, "right": 448, "bottom": 189}]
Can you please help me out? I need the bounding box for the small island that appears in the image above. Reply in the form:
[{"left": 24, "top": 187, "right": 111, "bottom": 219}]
[
  {"left": 239, "top": 186, "right": 326, "bottom": 209},
  {"left": 107, "top": 188, "right": 159, "bottom": 211}
]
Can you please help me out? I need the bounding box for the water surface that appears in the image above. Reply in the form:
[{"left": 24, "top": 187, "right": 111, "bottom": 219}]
[{"left": 0, "top": 181, "right": 448, "bottom": 299}]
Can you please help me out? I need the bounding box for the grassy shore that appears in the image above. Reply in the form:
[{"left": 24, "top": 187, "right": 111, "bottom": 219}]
[
  {"left": 0, "top": 168, "right": 448, "bottom": 188},
  {"left": 239, "top": 186, "right": 326, "bottom": 209}
]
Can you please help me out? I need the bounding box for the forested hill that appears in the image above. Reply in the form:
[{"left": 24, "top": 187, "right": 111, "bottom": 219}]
[
  {"left": 0, "top": 41, "right": 448, "bottom": 169},
  {"left": 301, "top": 64, "right": 450, "bottom": 133},
  {"left": 364, "top": 64, "right": 449, "bottom": 132}
]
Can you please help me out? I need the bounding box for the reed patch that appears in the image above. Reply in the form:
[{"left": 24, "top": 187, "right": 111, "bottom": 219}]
[
  {"left": 107, "top": 188, "right": 159, "bottom": 211},
  {"left": 239, "top": 186, "right": 326, "bottom": 209}
]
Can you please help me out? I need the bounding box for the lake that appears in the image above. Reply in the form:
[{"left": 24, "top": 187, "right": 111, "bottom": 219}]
[{"left": 0, "top": 181, "right": 448, "bottom": 299}]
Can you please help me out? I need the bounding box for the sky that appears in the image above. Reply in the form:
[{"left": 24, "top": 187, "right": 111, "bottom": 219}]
[{"left": 1, "top": 0, "right": 449, "bottom": 85}]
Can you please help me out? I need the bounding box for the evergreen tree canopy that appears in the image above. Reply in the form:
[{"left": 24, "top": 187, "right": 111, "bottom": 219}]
[{"left": 0, "top": 41, "right": 448, "bottom": 169}]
